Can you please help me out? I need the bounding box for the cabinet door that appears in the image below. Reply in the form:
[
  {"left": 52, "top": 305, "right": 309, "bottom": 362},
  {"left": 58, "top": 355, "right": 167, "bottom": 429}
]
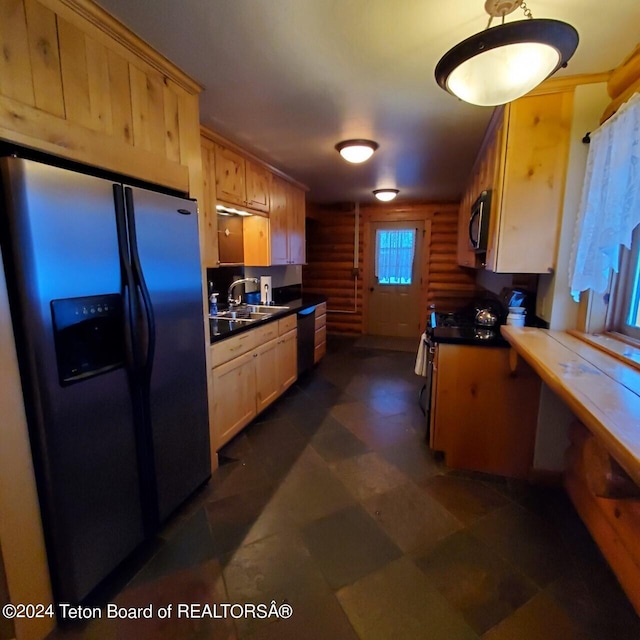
[
  {"left": 270, "top": 175, "right": 289, "bottom": 265},
  {"left": 487, "top": 92, "right": 572, "bottom": 273},
  {"left": 243, "top": 215, "right": 271, "bottom": 266},
  {"left": 210, "top": 351, "right": 256, "bottom": 447},
  {"left": 214, "top": 144, "right": 246, "bottom": 207},
  {"left": 255, "top": 338, "right": 280, "bottom": 412},
  {"left": 277, "top": 329, "right": 298, "bottom": 391},
  {"left": 245, "top": 161, "right": 271, "bottom": 213},
  {"left": 200, "top": 139, "right": 220, "bottom": 266},
  {"left": 432, "top": 344, "right": 540, "bottom": 479},
  {"left": 287, "top": 184, "right": 306, "bottom": 264}
]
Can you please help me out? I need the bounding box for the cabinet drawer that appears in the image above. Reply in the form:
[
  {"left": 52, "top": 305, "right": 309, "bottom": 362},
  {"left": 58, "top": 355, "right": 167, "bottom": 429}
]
[
  {"left": 211, "top": 332, "right": 257, "bottom": 367},
  {"left": 314, "top": 325, "right": 326, "bottom": 347},
  {"left": 315, "top": 302, "right": 327, "bottom": 316},
  {"left": 314, "top": 313, "right": 326, "bottom": 332},
  {"left": 254, "top": 322, "right": 279, "bottom": 344},
  {"left": 210, "top": 322, "right": 280, "bottom": 368},
  {"left": 278, "top": 314, "right": 297, "bottom": 335},
  {"left": 314, "top": 340, "right": 326, "bottom": 363}
]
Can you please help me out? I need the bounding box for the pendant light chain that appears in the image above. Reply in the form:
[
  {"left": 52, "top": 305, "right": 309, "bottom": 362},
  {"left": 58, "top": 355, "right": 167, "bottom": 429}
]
[{"left": 520, "top": 2, "right": 534, "bottom": 19}]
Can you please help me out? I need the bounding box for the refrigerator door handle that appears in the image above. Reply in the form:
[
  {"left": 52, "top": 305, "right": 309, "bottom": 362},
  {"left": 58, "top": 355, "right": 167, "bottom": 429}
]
[
  {"left": 113, "top": 184, "right": 138, "bottom": 372},
  {"left": 124, "top": 187, "right": 156, "bottom": 384}
]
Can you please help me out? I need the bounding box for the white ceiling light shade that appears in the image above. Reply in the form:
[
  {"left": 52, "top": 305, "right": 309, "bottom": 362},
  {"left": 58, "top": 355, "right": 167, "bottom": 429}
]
[
  {"left": 335, "top": 139, "right": 379, "bottom": 163},
  {"left": 373, "top": 189, "right": 399, "bottom": 202},
  {"left": 435, "top": 1, "right": 579, "bottom": 106}
]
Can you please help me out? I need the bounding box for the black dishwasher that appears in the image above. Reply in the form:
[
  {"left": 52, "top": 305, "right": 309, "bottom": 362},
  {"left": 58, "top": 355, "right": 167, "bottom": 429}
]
[{"left": 297, "top": 306, "right": 316, "bottom": 374}]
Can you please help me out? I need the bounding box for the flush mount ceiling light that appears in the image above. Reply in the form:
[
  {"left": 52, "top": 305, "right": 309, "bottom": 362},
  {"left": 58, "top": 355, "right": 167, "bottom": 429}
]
[
  {"left": 373, "top": 189, "right": 399, "bottom": 202},
  {"left": 435, "top": 0, "right": 578, "bottom": 106},
  {"left": 335, "top": 139, "right": 379, "bottom": 164}
]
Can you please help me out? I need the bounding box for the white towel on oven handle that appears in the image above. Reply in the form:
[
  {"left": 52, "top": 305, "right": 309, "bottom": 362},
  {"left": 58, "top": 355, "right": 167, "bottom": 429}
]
[{"left": 414, "top": 332, "right": 428, "bottom": 376}]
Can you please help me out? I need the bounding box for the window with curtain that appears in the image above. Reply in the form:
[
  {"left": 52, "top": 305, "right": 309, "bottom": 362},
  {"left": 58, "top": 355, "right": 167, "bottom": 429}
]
[
  {"left": 569, "top": 92, "right": 640, "bottom": 313},
  {"left": 375, "top": 229, "right": 416, "bottom": 285}
]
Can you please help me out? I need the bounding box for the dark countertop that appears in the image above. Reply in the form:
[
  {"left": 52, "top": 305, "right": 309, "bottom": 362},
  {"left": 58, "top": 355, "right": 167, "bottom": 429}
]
[
  {"left": 209, "top": 294, "right": 327, "bottom": 344},
  {"left": 431, "top": 325, "right": 510, "bottom": 347}
]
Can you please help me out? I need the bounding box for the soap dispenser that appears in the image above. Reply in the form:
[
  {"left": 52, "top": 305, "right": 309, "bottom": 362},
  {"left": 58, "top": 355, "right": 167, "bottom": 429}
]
[{"left": 209, "top": 292, "right": 219, "bottom": 317}]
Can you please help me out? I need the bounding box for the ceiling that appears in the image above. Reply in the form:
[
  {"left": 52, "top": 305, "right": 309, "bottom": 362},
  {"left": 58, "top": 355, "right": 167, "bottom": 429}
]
[{"left": 96, "top": 0, "right": 640, "bottom": 205}]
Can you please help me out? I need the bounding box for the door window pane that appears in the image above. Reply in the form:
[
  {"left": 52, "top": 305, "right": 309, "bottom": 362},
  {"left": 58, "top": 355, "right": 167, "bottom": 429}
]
[{"left": 375, "top": 229, "right": 416, "bottom": 285}]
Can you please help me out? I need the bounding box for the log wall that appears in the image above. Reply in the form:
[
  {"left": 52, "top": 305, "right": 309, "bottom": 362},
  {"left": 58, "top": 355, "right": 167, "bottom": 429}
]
[{"left": 303, "top": 201, "right": 481, "bottom": 334}]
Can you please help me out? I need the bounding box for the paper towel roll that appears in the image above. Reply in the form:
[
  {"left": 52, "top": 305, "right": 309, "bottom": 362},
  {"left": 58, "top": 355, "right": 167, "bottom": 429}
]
[{"left": 260, "top": 276, "right": 272, "bottom": 304}]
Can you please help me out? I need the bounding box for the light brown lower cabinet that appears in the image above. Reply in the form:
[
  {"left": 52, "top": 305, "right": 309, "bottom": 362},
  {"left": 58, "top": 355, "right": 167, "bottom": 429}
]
[
  {"left": 430, "top": 344, "right": 541, "bottom": 479},
  {"left": 210, "top": 319, "right": 297, "bottom": 452},
  {"left": 314, "top": 302, "right": 327, "bottom": 364}
]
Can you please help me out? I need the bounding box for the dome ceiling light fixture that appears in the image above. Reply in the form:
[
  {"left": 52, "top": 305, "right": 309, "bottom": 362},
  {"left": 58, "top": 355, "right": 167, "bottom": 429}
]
[
  {"left": 335, "top": 139, "right": 379, "bottom": 164},
  {"left": 435, "top": 0, "right": 579, "bottom": 107},
  {"left": 373, "top": 189, "right": 399, "bottom": 202}
]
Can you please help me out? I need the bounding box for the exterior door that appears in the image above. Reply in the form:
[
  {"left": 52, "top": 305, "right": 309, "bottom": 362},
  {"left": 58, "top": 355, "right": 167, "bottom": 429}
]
[{"left": 367, "top": 220, "right": 423, "bottom": 337}]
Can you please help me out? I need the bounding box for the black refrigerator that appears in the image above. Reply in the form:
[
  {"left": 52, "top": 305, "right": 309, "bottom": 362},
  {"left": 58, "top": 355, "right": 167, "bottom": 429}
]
[{"left": 0, "top": 156, "right": 211, "bottom": 604}]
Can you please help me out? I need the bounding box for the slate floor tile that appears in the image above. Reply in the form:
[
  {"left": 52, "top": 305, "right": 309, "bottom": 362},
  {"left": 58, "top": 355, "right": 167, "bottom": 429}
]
[
  {"left": 307, "top": 416, "right": 370, "bottom": 463},
  {"left": 223, "top": 531, "right": 332, "bottom": 636},
  {"left": 362, "top": 482, "right": 463, "bottom": 556},
  {"left": 415, "top": 529, "right": 539, "bottom": 634},
  {"left": 337, "top": 556, "right": 479, "bottom": 640},
  {"left": 331, "top": 401, "right": 417, "bottom": 449},
  {"left": 379, "top": 439, "right": 446, "bottom": 483},
  {"left": 469, "top": 503, "right": 572, "bottom": 588},
  {"left": 242, "top": 592, "right": 358, "bottom": 640},
  {"left": 300, "top": 505, "right": 402, "bottom": 589},
  {"left": 133, "top": 509, "right": 217, "bottom": 585},
  {"left": 422, "top": 474, "right": 510, "bottom": 525},
  {"left": 206, "top": 452, "right": 271, "bottom": 502},
  {"left": 205, "top": 486, "right": 293, "bottom": 557},
  {"left": 266, "top": 459, "right": 355, "bottom": 526},
  {"left": 329, "top": 452, "right": 408, "bottom": 501},
  {"left": 481, "top": 592, "right": 587, "bottom": 640}
]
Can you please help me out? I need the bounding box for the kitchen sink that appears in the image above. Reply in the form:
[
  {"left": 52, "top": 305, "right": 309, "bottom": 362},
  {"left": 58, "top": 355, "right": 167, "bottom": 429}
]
[
  {"left": 246, "top": 304, "right": 290, "bottom": 314},
  {"left": 210, "top": 304, "right": 289, "bottom": 323}
]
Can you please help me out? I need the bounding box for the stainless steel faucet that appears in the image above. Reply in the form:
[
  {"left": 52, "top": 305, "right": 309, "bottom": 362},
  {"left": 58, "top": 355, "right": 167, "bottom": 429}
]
[{"left": 227, "top": 277, "right": 259, "bottom": 307}]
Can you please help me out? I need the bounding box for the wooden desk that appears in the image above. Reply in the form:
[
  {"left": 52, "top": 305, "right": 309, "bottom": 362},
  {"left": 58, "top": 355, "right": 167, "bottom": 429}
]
[
  {"left": 501, "top": 326, "right": 640, "bottom": 614},
  {"left": 501, "top": 326, "right": 640, "bottom": 486}
]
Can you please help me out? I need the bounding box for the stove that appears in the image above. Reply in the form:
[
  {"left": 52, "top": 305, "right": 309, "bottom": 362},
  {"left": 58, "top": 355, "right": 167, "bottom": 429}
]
[{"left": 428, "top": 310, "right": 507, "bottom": 346}]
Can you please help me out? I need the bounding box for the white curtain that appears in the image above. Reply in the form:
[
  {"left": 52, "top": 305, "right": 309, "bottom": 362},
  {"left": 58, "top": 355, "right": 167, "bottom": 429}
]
[
  {"left": 375, "top": 229, "right": 416, "bottom": 285},
  {"left": 569, "top": 91, "right": 640, "bottom": 301}
]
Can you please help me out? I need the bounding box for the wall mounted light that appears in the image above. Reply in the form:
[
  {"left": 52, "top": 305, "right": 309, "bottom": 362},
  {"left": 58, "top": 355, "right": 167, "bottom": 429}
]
[
  {"left": 335, "top": 139, "right": 379, "bottom": 164},
  {"left": 373, "top": 189, "right": 399, "bottom": 202},
  {"left": 435, "top": 0, "right": 578, "bottom": 106}
]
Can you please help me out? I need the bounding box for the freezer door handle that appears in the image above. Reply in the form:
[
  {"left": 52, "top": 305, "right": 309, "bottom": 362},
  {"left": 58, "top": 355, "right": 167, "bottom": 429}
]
[
  {"left": 124, "top": 187, "right": 156, "bottom": 386},
  {"left": 113, "top": 184, "right": 138, "bottom": 372}
]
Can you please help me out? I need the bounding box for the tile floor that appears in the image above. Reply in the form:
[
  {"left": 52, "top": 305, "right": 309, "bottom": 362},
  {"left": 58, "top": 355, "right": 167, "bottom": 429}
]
[{"left": 48, "top": 336, "right": 640, "bottom": 639}]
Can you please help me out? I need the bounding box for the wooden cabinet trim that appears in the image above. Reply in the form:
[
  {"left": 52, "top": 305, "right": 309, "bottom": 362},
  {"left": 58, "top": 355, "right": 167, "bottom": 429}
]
[
  {"left": 0, "top": 94, "right": 190, "bottom": 192},
  {"left": 45, "top": 0, "right": 203, "bottom": 94},
  {"left": 201, "top": 124, "right": 308, "bottom": 192}
]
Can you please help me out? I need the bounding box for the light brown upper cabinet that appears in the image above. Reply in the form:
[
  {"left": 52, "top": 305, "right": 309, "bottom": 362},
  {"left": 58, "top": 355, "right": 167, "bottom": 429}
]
[
  {"left": 0, "top": 0, "right": 203, "bottom": 198},
  {"left": 214, "top": 144, "right": 270, "bottom": 213},
  {"left": 457, "top": 91, "right": 573, "bottom": 273},
  {"left": 267, "top": 175, "right": 306, "bottom": 265},
  {"left": 244, "top": 175, "right": 306, "bottom": 266}
]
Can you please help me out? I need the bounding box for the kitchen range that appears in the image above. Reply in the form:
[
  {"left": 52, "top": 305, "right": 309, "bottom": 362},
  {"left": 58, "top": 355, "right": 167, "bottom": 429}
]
[{"left": 419, "top": 290, "right": 541, "bottom": 479}]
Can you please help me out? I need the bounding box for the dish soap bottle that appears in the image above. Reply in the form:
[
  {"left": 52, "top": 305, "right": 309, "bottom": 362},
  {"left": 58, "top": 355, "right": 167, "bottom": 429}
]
[{"left": 209, "top": 292, "right": 218, "bottom": 317}]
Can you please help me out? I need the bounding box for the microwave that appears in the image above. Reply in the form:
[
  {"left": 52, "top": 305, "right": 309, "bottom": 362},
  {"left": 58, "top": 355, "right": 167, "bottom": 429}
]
[{"left": 469, "top": 189, "right": 492, "bottom": 253}]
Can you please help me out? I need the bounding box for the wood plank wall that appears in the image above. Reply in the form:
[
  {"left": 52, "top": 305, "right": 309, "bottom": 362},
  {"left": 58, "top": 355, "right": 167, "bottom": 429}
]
[
  {"left": 303, "top": 204, "right": 363, "bottom": 334},
  {"left": 303, "top": 202, "right": 481, "bottom": 334}
]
